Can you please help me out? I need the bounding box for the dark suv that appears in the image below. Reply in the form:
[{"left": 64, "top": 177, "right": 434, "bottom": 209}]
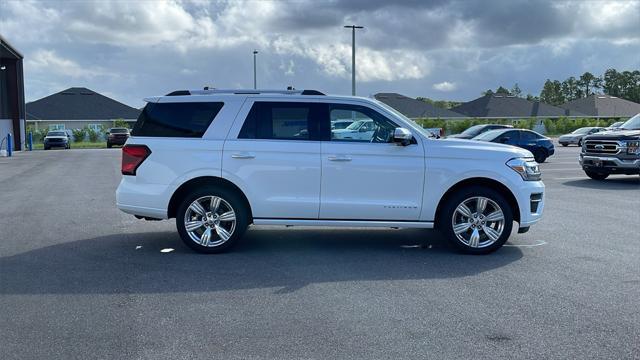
[
  {"left": 580, "top": 114, "right": 640, "bottom": 180},
  {"left": 106, "top": 128, "right": 130, "bottom": 148}
]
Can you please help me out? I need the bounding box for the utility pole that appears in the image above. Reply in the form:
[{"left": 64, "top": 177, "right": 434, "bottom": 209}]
[
  {"left": 344, "top": 25, "right": 363, "bottom": 96},
  {"left": 253, "top": 50, "right": 258, "bottom": 89}
]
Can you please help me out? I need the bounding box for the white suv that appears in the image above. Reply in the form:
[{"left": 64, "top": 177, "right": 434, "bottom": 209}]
[{"left": 116, "top": 89, "right": 544, "bottom": 254}]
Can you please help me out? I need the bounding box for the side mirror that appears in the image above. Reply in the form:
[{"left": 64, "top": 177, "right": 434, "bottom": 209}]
[
  {"left": 499, "top": 137, "right": 510, "bottom": 143},
  {"left": 393, "top": 127, "right": 412, "bottom": 146}
]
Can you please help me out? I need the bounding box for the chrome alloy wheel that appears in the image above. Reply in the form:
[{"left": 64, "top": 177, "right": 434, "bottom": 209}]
[
  {"left": 451, "top": 196, "right": 505, "bottom": 248},
  {"left": 183, "top": 196, "right": 236, "bottom": 247}
]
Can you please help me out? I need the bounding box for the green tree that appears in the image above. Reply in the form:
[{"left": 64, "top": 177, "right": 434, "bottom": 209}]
[
  {"left": 511, "top": 83, "right": 522, "bottom": 97},
  {"left": 495, "top": 86, "right": 511, "bottom": 95},
  {"left": 578, "top": 72, "right": 601, "bottom": 97},
  {"left": 561, "top": 77, "right": 581, "bottom": 101},
  {"left": 539, "top": 79, "right": 565, "bottom": 105},
  {"left": 526, "top": 94, "right": 539, "bottom": 101},
  {"left": 113, "top": 119, "right": 130, "bottom": 128}
]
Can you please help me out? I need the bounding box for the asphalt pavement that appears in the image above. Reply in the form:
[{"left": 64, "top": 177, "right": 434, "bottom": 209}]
[{"left": 0, "top": 145, "right": 638, "bottom": 359}]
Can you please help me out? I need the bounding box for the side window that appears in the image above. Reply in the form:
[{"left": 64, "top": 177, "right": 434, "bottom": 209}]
[
  {"left": 131, "top": 102, "right": 223, "bottom": 137},
  {"left": 503, "top": 130, "right": 520, "bottom": 142},
  {"left": 521, "top": 131, "right": 539, "bottom": 141},
  {"left": 328, "top": 104, "right": 398, "bottom": 143},
  {"left": 238, "top": 102, "right": 320, "bottom": 140}
]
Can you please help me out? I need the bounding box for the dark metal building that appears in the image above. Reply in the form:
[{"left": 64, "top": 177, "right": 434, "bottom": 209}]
[{"left": 1, "top": 36, "right": 25, "bottom": 151}]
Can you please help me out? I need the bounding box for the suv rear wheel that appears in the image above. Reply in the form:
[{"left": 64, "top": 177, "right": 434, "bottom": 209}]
[
  {"left": 176, "top": 186, "right": 249, "bottom": 253},
  {"left": 438, "top": 186, "right": 513, "bottom": 254}
]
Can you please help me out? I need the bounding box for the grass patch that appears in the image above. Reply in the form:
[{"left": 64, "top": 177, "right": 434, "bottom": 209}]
[{"left": 33, "top": 142, "right": 108, "bottom": 150}]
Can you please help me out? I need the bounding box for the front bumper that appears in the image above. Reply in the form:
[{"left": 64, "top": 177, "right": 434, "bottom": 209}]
[
  {"left": 579, "top": 154, "right": 640, "bottom": 174},
  {"left": 108, "top": 137, "right": 129, "bottom": 145},
  {"left": 514, "top": 180, "right": 545, "bottom": 228}
]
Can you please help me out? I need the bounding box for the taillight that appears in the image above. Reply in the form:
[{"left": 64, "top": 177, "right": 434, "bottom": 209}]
[{"left": 122, "top": 145, "right": 151, "bottom": 176}]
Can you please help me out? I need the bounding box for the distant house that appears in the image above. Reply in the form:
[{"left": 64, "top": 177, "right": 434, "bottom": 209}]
[
  {"left": 558, "top": 95, "right": 640, "bottom": 118},
  {"left": 1, "top": 36, "right": 25, "bottom": 150},
  {"left": 373, "top": 93, "right": 465, "bottom": 118},
  {"left": 451, "top": 94, "right": 586, "bottom": 118},
  {"left": 26, "top": 87, "right": 140, "bottom": 132}
]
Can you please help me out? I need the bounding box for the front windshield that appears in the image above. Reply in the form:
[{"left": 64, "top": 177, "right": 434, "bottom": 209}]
[
  {"left": 571, "top": 127, "right": 591, "bottom": 134},
  {"left": 48, "top": 131, "right": 66, "bottom": 136},
  {"left": 620, "top": 113, "right": 640, "bottom": 130},
  {"left": 110, "top": 128, "right": 129, "bottom": 133},
  {"left": 473, "top": 129, "right": 504, "bottom": 141},
  {"left": 460, "top": 125, "right": 485, "bottom": 136},
  {"left": 345, "top": 120, "right": 365, "bottom": 130}
]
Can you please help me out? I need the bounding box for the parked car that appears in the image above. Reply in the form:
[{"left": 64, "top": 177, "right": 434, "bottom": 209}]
[
  {"left": 558, "top": 127, "right": 605, "bottom": 147},
  {"left": 448, "top": 124, "right": 513, "bottom": 139},
  {"left": 331, "top": 119, "right": 377, "bottom": 140},
  {"left": 106, "top": 127, "right": 130, "bottom": 148},
  {"left": 473, "top": 128, "right": 555, "bottom": 163},
  {"left": 330, "top": 119, "right": 353, "bottom": 130},
  {"left": 43, "top": 130, "right": 70, "bottom": 150},
  {"left": 117, "top": 88, "right": 545, "bottom": 255},
  {"left": 579, "top": 113, "right": 640, "bottom": 180},
  {"left": 606, "top": 121, "right": 625, "bottom": 131}
]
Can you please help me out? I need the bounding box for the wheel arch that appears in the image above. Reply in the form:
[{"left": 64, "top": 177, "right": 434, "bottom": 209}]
[
  {"left": 434, "top": 177, "right": 520, "bottom": 228},
  {"left": 167, "top": 176, "right": 253, "bottom": 221}
]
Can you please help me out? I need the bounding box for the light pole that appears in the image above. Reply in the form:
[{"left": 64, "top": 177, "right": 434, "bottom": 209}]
[
  {"left": 253, "top": 50, "right": 258, "bottom": 89},
  {"left": 344, "top": 25, "right": 363, "bottom": 96}
]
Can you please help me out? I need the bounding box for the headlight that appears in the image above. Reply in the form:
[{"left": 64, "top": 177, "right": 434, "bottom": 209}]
[
  {"left": 627, "top": 140, "right": 640, "bottom": 155},
  {"left": 506, "top": 158, "right": 541, "bottom": 181}
]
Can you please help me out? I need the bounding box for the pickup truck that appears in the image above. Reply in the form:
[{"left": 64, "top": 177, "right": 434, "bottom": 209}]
[{"left": 579, "top": 114, "right": 640, "bottom": 180}]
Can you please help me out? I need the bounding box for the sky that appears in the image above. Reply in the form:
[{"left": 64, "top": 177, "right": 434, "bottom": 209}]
[{"left": 1, "top": 0, "right": 639, "bottom": 108}]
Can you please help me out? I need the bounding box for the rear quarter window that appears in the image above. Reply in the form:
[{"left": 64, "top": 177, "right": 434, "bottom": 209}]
[{"left": 132, "top": 102, "right": 224, "bottom": 137}]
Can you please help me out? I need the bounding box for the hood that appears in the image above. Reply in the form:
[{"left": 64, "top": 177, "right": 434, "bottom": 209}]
[
  {"left": 559, "top": 134, "right": 580, "bottom": 139},
  {"left": 428, "top": 138, "right": 533, "bottom": 161},
  {"left": 585, "top": 129, "right": 640, "bottom": 141}
]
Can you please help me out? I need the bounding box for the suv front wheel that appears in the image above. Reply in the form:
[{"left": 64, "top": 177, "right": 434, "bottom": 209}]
[
  {"left": 439, "top": 186, "right": 513, "bottom": 254},
  {"left": 176, "top": 186, "right": 249, "bottom": 253}
]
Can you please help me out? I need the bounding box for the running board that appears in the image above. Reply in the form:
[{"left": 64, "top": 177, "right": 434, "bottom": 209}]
[{"left": 252, "top": 219, "right": 434, "bottom": 229}]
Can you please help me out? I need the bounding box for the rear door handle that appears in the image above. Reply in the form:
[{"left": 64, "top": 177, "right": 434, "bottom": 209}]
[
  {"left": 328, "top": 155, "right": 352, "bottom": 162},
  {"left": 231, "top": 152, "right": 255, "bottom": 159}
]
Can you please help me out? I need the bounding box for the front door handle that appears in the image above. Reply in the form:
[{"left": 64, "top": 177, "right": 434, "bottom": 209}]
[
  {"left": 328, "top": 155, "right": 352, "bottom": 162},
  {"left": 231, "top": 152, "right": 255, "bottom": 159}
]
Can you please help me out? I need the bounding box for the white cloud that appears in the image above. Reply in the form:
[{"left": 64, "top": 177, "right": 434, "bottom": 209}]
[
  {"left": 26, "top": 50, "right": 109, "bottom": 79},
  {"left": 433, "top": 81, "right": 457, "bottom": 92}
]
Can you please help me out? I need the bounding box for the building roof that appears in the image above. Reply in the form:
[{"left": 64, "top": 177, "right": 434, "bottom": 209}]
[
  {"left": 373, "top": 93, "right": 465, "bottom": 118},
  {"left": 558, "top": 95, "right": 640, "bottom": 117},
  {"left": 0, "top": 35, "right": 23, "bottom": 60},
  {"left": 451, "top": 94, "right": 587, "bottom": 118},
  {"left": 26, "top": 87, "right": 140, "bottom": 120}
]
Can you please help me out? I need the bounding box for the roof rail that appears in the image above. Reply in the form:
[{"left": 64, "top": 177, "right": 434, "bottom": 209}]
[{"left": 166, "top": 89, "right": 326, "bottom": 96}]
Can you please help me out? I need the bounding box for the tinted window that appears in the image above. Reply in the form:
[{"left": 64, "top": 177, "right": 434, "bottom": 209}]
[
  {"left": 239, "top": 102, "right": 321, "bottom": 140},
  {"left": 521, "top": 131, "right": 540, "bottom": 141},
  {"left": 132, "top": 102, "right": 223, "bottom": 137},
  {"left": 110, "top": 128, "right": 129, "bottom": 134}
]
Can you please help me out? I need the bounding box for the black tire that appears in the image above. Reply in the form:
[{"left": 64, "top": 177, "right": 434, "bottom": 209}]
[
  {"left": 533, "top": 149, "right": 547, "bottom": 163},
  {"left": 107, "top": 143, "right": 112, "bottom": 148},
  {"left": 438, "top": 186, "right": 513, "bottom": 255},
  {"left": 176, "top": 186, "right": 249, "bottom": 253},
  {"left": 44, "top": 146, "right": 49, "bottom": 150},
  {"left": 66, "top": 144, "right": 70, "bottom": 149},
  {"left": 585, "top": 170, "right": 609, "bottom": 180},
  {"left": 577, "top": 139, "right": 582, "bottom": 147},
  {"left": 561, "top": 144, "right": 568, "bottom": 147}
]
